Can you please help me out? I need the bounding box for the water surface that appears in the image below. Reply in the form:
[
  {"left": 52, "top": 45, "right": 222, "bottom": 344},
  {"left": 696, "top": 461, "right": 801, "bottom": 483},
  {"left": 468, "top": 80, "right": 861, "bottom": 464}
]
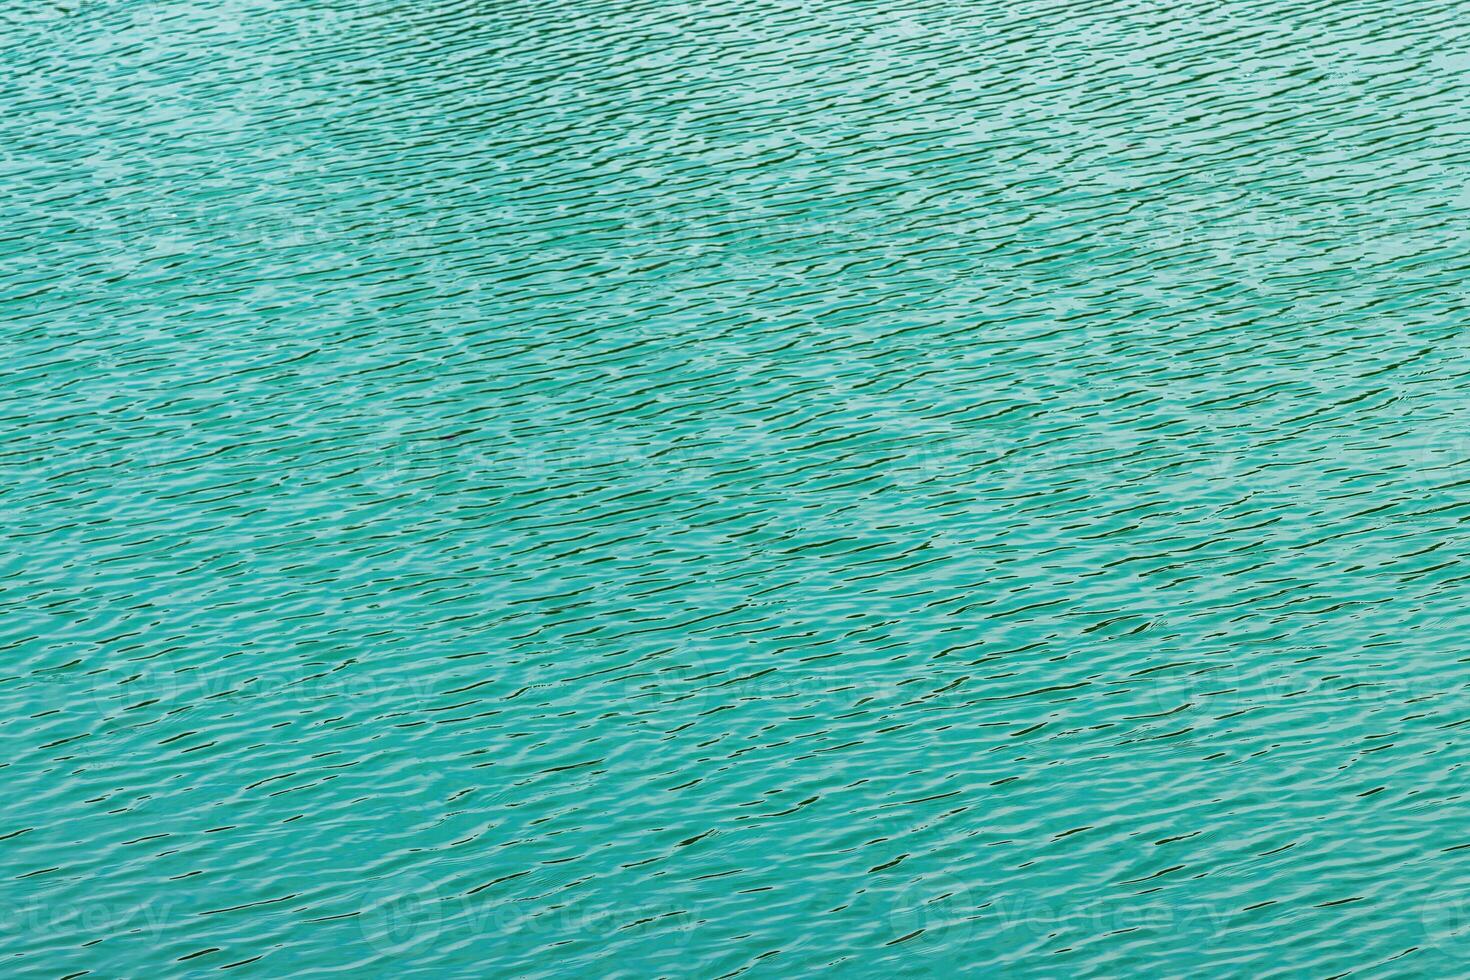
[{"left": 4, "top": 0, "right": 1470, "bottom": 975}]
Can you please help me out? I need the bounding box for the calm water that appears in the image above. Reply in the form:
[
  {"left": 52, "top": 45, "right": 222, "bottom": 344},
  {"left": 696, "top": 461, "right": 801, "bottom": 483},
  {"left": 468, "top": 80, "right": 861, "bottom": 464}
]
[{"left": 5, "top": 0, "right": 1470, "bottom": 975}]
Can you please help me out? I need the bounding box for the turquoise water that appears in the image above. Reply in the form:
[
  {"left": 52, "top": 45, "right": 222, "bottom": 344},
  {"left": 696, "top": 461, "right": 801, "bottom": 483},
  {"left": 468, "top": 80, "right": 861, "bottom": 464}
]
[{"left": 5, "top": 0, "right": 1470, "bottom": 974}]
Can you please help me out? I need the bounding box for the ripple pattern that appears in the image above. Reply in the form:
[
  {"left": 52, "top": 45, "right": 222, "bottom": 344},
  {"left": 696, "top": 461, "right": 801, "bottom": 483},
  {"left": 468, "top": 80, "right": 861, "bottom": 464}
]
[{"left": 5, "top": 0, "right": 1470, "bottom": 975}]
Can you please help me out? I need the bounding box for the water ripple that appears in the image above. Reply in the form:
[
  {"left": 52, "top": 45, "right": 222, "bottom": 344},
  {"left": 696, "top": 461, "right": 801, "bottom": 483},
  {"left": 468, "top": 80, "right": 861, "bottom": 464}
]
[{"left": 5, "top": 0, "right": 1470, "bottom": 975}]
